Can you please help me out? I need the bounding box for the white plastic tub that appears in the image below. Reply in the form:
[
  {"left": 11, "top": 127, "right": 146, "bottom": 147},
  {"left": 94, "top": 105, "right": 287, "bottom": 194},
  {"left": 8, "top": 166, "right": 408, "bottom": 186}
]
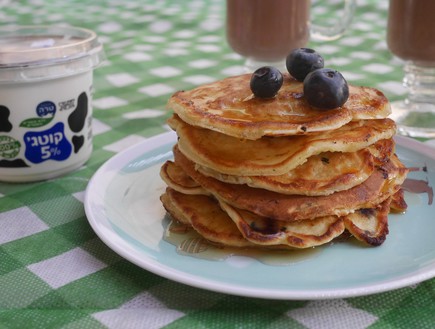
[{"left": 0, "top": 26, "right": 105, "bottom": 182}]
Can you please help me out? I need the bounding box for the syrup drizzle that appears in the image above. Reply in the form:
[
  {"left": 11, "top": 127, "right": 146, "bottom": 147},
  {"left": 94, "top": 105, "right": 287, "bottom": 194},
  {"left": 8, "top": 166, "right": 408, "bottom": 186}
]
[
  {"left": 402, "top": 179, "right": 433, "bottom": 205},
  {"left": 164, "top": 219, "right": 322, "bottom": 266},
  {"left": 404, "top": 166, "right": 433, "bottom": 205}
]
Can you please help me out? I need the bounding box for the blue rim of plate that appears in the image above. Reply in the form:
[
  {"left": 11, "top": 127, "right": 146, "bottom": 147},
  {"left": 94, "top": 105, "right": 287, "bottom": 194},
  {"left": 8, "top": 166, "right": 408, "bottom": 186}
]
[{"left": 84, "top": 131, "right": 435, "bottom": 300}]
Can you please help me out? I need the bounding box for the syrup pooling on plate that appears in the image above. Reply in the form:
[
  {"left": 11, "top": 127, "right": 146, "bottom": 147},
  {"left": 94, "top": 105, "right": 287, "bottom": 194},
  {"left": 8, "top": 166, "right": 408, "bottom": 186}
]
[
  {"left": 403, "top": 166, "right": 434, "bottom": 205},
  {"left": 163, "top": 218, "right": 322, "bottom": 266},
  {"left": 402, "top": 179, "right": 433, "bottom": 205}
]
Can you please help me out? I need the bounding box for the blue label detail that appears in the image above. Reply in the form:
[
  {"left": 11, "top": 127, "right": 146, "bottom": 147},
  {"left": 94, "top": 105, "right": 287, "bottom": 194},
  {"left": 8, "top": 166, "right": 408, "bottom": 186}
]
[
  {"left": 36, "top": 101, "right": 56, "bottom": 117},
  {"left": 24, "top": 122, "right": 72, "bottom": 164}
]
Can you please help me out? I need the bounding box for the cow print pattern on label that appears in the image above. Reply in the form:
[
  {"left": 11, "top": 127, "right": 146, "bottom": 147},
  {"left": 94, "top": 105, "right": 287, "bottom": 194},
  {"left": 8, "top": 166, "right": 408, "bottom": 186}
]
[
  {"left": 0, "top": 159, "right": 29, "bottom": 168},
  {"left": 72, "top": 135, "right": 85, "bottom": 153},
  {"left": 0, "top": 106, "right": 13, "bottom": 132},
  {"left": 68, "top": 92, "right": 88, "bottom": 133}
]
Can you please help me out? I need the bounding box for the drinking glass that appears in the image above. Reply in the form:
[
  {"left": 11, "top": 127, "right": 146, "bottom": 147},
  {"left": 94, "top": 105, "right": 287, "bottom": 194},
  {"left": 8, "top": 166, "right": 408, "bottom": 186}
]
[
  {"left": 226, "top": 0, "right": 356, "bottom": 72},
  {"left": 387, "top": 0, "right": 435, "bottom": 138}
]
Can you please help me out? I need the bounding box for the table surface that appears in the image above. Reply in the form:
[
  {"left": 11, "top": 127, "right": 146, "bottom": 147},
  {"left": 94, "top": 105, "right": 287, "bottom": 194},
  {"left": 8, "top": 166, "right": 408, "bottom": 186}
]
[{"left": 1, "top": 0, "right": 435, "bottom": 328}]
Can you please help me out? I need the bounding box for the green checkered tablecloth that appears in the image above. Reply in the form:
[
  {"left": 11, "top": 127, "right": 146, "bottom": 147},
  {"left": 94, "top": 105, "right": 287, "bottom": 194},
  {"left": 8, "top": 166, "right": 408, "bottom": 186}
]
[{"left": 1, "top": 0, "right": 435, "bottom": 328}]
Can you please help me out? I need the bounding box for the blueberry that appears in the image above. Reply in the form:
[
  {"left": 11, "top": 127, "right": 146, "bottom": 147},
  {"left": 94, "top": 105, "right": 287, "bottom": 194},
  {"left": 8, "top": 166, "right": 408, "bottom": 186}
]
[
  {"left": 303, "top": 68, "right": 349, "bottom": 109},
  {"left": 286, "top": 48, "right": 324, "bottom": 81},
  {"left": 250, "top": 66, "right": 283, "bottom": 98}
]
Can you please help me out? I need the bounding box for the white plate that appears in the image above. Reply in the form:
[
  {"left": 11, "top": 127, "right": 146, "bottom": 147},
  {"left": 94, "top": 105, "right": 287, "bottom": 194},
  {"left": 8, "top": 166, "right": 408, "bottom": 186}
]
[{"left": 84, "top": 131, "right": 435, "bottom": 300}]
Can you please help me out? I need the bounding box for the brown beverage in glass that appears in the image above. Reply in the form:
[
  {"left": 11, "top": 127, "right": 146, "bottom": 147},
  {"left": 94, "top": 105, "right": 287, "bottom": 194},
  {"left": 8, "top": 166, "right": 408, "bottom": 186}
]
[
  {"left": 387, "top": 0, "right": 435, "bottom": 64},
  {"left": 387, "top": 0, "right": 435, "bottom": 137},
  {"left": 226, "top": 0, "right": 310, "bottom": 63},
  {"left": 225, "top": 0, "right": 356, "bottom": 72}
]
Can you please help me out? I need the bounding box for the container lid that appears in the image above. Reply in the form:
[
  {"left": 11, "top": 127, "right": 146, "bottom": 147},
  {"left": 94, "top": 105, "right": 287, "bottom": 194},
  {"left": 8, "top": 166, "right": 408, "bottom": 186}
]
[{"left": 0, "top": 25, "right": 105, "bottom": 82}]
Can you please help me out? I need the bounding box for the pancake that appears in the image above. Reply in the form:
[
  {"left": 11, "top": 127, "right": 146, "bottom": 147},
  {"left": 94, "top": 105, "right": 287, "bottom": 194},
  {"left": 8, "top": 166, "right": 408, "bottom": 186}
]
[
  {"left": 219, "top": 199, "right": 345, "bottom": 248},
  {"left": 162, "top": 186, "right": 346, "bottom": 249},
  {"left": 166, "top": 148, "right": 374, "bottom": 196},
  {"left": 160, "top": 160, "right": 207, "bottom": 195},
  {"left": 160, "top": 162, "right": 347, "bottom": 248},
  {"left": 169, "top": 114, "right": 397, "bottom": 176},
  {"left": 173, "top": 145, "right": 409, "bottom": 222},
  {"left": 162, "top": 187, "right": 393, "bottom": 248},
  {"left": 390, "top": 188, "right": 408, "bottom": 213},
  {"left": 161, "top": 154, "right": 406, "bottom": 213},
  {"left": 197, "top": 147, "right": 376, "bottom": 196},
  {"left": 197, "top": 139, "right": 395, "bottom": 196},
  {"left": 343, "top": 198, "right": 391, "bottom": 246},
  {"left": 167, "top": 73, "right": 391, "bottom": 139},
  {"left": 161, "top": 188, "right": 254, "bottom": 247}
]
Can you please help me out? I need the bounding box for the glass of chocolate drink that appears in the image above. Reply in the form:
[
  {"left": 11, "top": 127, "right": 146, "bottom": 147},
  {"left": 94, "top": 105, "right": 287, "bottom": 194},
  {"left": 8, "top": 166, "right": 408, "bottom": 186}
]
[
  {"left": 387, "top": 0, "right": 435, "bottom": 138},
  {"left": 226, "top": 0, "right": 356, "bottom": 72}
]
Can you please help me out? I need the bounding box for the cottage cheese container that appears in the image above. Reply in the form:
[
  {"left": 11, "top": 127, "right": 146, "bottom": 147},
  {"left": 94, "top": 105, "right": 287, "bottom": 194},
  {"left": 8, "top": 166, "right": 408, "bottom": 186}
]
[{"left": 0, "top": 26, "right": 104, "bottom": 182}]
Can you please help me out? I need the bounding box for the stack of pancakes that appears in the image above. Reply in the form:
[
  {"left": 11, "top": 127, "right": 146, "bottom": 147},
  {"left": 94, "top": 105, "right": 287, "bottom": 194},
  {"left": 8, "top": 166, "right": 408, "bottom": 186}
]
[{"left": 160, "top": 73, "right": 408, "bottom": 249}]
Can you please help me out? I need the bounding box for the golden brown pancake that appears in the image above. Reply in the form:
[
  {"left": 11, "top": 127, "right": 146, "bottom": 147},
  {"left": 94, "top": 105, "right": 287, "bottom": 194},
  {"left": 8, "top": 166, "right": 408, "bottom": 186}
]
[
  {"left": 173, "top": 145, "right": 408, "bottom": 222},
  {"left": 343, "top": 198, "right": 391, "bottom": 246},
  {"left": 390, "top": 189, "right": 408, "bottom": 213},
  {"left": 219, "top": 199, "right": 345, "bottom": 248},
  {"left": 197, "top": 139, "right": 395, "bottom": 196},
  {"left": 160, "top": 160, "right": 207, "bottom": 195},
  {"left": 161, "top": 188, "right": 254, "bottom": 247},
  {"left": 169, "top": 114, "right": 397, "bottom": 176},
  {"left": 197, "top": 148, "right": 375, "bottom": 196},
  {"left": 162, "top": 186, "right": 346, "bottom": 249},
  {"left": 161, "top": 165, "right": 345, "bottom": 248},
  {"left": 164, "top": 149, "right": 374, "bottom": 196},
  {"left": 161, "top": 151, "right": 406, "bottom": 212},
  {"left": 367, "top": 138, "right": 396, "bottom": 163},
  {"left": 161, "top": 187, "right": 394, "bottom": 248},
  {"left": 162, "top": 188, "right": 295, "bottom": 249},
  {"left": 167, "top": 73, "right": 391, "bottom": 139}
]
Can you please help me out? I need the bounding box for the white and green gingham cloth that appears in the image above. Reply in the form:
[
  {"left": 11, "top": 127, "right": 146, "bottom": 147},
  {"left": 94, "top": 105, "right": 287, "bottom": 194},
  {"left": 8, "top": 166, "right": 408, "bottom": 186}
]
[{"left": 1, "top": 0, "right": 435, "bottom": 328}]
